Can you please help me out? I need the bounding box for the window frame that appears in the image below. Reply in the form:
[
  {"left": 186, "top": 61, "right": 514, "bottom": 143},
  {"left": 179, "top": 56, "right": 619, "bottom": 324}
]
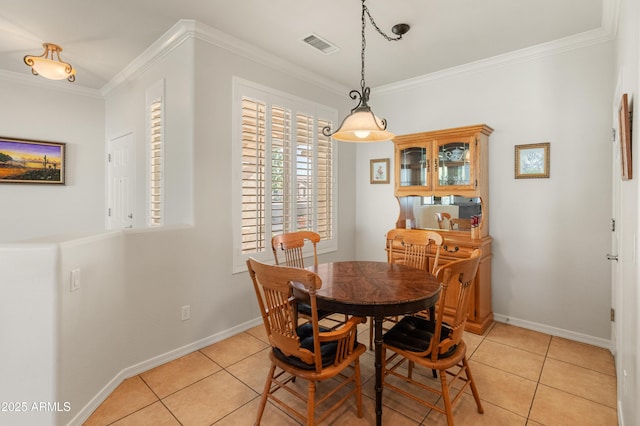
[{"left": 232, "top": 77, "right": 338, "bottom": 273}]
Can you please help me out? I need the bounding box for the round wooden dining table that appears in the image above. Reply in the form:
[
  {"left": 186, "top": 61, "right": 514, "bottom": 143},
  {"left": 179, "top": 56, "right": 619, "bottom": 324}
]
[{"left": 295, "top": 261, "right": 441, "bottom": 426}]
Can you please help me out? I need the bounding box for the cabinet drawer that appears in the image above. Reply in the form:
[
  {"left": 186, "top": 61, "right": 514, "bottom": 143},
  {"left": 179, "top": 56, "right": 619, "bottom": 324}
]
[{"left": 440, "top": 242, "right": 475, "bottom": 259}]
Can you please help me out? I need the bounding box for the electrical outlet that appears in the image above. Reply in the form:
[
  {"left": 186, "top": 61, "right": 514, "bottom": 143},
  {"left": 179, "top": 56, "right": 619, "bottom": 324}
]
[{"left": 181, "top": 305, "right": 191, "bottom": 321}]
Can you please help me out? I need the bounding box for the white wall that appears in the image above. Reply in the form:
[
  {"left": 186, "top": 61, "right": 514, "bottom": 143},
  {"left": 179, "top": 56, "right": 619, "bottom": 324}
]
[
  {"left": 355, "top": 41, "right": 614, "bottom": 342},
  {"left": 104, "top": 42, "right": 194, "bottom": 228},
  {"left": 0, "top": 78, "right": 105, "bottom": 243},
  {"left": 57, "top": 232, "right": 127, "bottom": 424},
  {"left": 0, "top": 244, "right": 58, "bottom": 426},
  {"left": 613, "top": 0, "right": 639, "bottom": 423}
]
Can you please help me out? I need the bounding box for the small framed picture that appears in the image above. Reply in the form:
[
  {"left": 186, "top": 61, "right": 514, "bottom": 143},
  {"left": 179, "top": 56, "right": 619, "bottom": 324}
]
[
  {"left": 370, "top": 158, "right": 390, "bottom": 184},
  {"left": 515, "top": 143, "right": 550, "bottom": 179},
  {"left": 0, "top": 137, "right": 66, "bottom": 184},
  {"left": 619, "top": 93, "right": 632, "bottom": 180}
]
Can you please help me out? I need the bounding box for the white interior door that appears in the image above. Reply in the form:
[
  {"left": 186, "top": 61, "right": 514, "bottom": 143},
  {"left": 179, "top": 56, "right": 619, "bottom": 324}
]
[
  {"left": 107, "top": 133, "right": 135, "bottom": 229},
  {"left": 609, "top": 130, "right": 621, "bottom": 354}
]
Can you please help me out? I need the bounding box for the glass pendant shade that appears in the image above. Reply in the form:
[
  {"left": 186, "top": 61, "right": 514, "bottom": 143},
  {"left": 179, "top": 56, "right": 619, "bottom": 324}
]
[
  {"left": 24, "top": 43, "right": 76, "bottom": 82},
  {"left": 330, "top": 106, "right": 395, "bottom": 142},
  {"left": 28, "top": 57, "right": 76, "bottom": 80},
  {"left": 323, "top": 0, "right": 408, "bottom": 142}
]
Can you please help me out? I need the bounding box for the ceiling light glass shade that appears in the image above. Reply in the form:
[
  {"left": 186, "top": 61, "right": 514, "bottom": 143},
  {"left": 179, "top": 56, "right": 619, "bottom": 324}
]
[
  {"left": 330, "top": 106, "right": 395, "bottom": 142},
  {"left": 24, "top": 43, "right": 76, "bottom": 82},
  {"left": 28, "top": 57, "right": 76, "bottom": 80}
]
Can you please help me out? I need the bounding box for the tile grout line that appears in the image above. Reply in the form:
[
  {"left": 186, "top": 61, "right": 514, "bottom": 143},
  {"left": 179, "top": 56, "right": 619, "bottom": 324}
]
[
  {"left": 524, "top": 336, "right": 552, "bottom": 423},
  {"left": 137, "top": 374, "right": 185, "bottom": 426}
]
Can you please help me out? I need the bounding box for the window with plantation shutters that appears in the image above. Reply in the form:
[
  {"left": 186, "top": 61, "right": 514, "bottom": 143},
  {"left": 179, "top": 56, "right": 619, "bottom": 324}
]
[
  {"left": 147, "top": 80, "right": 164, "bottom": 227},
  {"left": 233, "top": 78, "right": 337, "bottom": 271}
]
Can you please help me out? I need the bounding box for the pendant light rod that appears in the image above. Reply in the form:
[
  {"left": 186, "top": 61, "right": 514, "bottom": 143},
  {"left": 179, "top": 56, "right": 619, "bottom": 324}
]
[{"left": 323, "top": 0, "right": 409, "bottom": 142}]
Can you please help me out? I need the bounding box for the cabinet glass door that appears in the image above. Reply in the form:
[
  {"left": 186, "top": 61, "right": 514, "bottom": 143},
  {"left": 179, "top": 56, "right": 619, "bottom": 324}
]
[
  {"left": 435, "top": 139, "right": 474, "bottom": 191},
  {"left": 399, "top": 146, "right": 429, "bottom": 188}
]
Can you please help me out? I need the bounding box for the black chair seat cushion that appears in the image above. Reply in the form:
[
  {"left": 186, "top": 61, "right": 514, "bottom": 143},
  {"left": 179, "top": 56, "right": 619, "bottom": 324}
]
[
  {"left": 383, "top": 316, "right": 457, "bottom": 359},
  {"left": 297, "top": 302, "right": 334, "bottom": 319},
  {"left": 273, "top": 323, "right": 354, "bottom": 370}
]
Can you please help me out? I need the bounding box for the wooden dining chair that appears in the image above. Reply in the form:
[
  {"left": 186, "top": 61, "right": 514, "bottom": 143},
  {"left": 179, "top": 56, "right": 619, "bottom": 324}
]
[
  {"left": 272, "top": 231, "right": 346, "bottom": 328},
  {"left": 386, "top": 228, "right": 443, "bottom": 273},
  {"left": 271, "top": 231, "right": 320, "bottom": 269},
  {"left": 449, "top": 217, "right": 471, "bottom": 231},
  {"left": 435, "top": 212, "right": 451, "bottom": 229},
  {"left": 369, "top": 229, "right": 444, "bottom": 349},
  {"left": 247, "top": 258, "right": 367, "bottom": 426},
  {"left": 382, "top": 249, "right": 483, "bottom": 426}
]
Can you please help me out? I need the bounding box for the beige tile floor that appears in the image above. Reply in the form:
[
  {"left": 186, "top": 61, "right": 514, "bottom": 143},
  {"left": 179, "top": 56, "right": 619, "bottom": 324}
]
[{"left": 84, "top": 320, "right": 618, "bottom": 425}]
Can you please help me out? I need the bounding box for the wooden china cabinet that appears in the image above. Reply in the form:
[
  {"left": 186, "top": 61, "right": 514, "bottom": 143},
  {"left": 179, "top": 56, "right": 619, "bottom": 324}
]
[{"left": 390, "top": 124, "right": 494, "bottom": 334}]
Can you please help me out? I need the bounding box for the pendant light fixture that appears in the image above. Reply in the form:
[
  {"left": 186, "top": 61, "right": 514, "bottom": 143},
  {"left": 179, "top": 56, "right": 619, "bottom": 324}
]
[
  {"left": 24, "top": 43, "right": 76, "bottom": 82},
  {"left": 323, "top": 0, "right": 409, "bottom": 142}
]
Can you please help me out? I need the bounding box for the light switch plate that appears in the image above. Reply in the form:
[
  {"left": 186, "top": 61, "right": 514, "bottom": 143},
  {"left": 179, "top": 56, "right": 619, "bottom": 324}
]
[{"left": 70, "top": 269, "right": 81, "bottom": 292}]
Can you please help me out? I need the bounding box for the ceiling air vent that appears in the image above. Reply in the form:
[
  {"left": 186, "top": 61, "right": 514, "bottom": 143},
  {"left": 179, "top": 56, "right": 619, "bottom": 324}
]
[{"left": 301, "top": 33, "right": 339, "bottom": 55}]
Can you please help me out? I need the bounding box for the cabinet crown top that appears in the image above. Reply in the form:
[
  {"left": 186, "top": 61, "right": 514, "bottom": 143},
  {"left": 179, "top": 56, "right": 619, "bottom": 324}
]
[{"left": 394, "top": 124, "right": 493, "bottom": 142}]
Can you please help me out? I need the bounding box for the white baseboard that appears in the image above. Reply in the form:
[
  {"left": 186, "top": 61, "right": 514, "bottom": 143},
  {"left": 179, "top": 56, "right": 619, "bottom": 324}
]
[
  {"left": 66, "top": 317, "right": 264, "bottom": 426},
  {"left": 493, "top": 314, "right": 612, "bottom": 351},
  {"left": 618, "top": 400, "right": 626, "bottom": 426}
]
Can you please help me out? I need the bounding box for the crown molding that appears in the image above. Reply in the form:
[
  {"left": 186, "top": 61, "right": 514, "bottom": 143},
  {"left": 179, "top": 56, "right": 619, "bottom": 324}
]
[
  {"left": 100, "top": 20, "right": 195, "bottom": 96},
  {"left": 0, "top": 69, "right": 102, "bottom": 98},
  {"left": 190, "top": 20, "right": 348, "bottom": 96},
  {"left": 100, "top": 19, "right": 348, "bottom": 98},
  {"left": 375, "top": 0, "right": 619, "bottom": 95},
  {"left": 376, "top": 27, "right": 616, "bottom": 95}
]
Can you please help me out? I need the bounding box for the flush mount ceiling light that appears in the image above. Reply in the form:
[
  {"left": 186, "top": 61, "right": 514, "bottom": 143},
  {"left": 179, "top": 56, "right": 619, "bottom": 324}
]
[
  {"left": 24, "top": 43, "right": 76, "bottom": 82},
  {"left": 323, "top": 0, "right": 409, "bottom": 142}
]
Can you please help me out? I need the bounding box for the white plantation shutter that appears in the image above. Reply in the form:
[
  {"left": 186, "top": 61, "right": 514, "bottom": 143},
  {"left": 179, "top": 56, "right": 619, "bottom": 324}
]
[
  {"left": 234, "top": 79, "right": 337, "bottom": 266},
  {"left": 146, "top": 79, "right": 165, "bottom": 227},
  {"left": 316, "top": 118, "right": 333, "bottom": 239},
  {"left": 270, "top": 104, "right": 292, "bottom": 236},
  {"left": 295, "top": 113, "right": 313, "bottom": 231},
  {"left": 241, "top": 98, "right": 266, "bottom": 253},
  {"left": 149, "top": 100, "right": 163, "bottom": 226}
]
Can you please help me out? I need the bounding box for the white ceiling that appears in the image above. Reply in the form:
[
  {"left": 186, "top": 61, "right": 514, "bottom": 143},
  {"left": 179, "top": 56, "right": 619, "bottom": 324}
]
[{"left": 0, "top": 0, "right": 610, "bottom": 92}]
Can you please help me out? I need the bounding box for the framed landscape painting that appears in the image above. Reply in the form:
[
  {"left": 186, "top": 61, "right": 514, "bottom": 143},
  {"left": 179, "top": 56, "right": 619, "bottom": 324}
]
[{"left": 0, "top": 137, "right": 66, "bottom": 184}]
